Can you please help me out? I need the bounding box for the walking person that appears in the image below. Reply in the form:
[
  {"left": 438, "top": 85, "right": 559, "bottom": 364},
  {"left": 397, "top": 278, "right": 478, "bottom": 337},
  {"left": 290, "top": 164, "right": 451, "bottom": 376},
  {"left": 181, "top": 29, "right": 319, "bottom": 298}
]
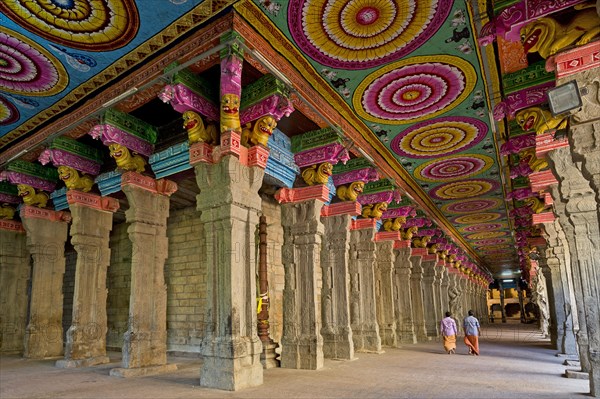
[
  {"left": 463, "top": 310, "right": 481, "bottom": 356},
  {"left": 440, "top": 311, "right": 458, "bottom": 354}
]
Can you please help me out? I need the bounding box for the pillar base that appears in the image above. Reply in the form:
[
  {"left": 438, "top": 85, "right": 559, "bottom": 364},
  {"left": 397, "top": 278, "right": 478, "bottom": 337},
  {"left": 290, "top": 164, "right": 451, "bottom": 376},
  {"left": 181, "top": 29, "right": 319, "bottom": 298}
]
[
  {"left": 564, "top": 359, "right": 580, "bottom": 366},
  {"left": 56, "top": 356, "right": 110, "bottom": 369},
  {"left": 260, "top": 341, "right": 280, "bottom": 369},
  {"left": 565, "top": 369, "right": 589, "bottom": 380},
  {"left": 556, "top": 353, "right": 579, "bottom": 358},
  {"left": 109, "top": 363, "right": 177, "bottom": 378}
]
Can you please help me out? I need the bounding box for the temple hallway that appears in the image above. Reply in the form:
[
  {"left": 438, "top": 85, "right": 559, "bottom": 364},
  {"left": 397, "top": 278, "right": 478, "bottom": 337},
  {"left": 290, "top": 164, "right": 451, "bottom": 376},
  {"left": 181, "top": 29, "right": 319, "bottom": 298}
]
[{"left": 0, "top": 322, "right": 587, "bottom": 399}]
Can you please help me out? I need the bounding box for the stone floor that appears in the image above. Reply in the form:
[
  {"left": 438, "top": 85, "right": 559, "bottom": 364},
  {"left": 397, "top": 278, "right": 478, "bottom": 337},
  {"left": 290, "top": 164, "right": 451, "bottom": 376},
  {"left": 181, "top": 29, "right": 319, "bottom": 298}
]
[{"left": 0, "top": 322, "right": 588, "bottom": 398}]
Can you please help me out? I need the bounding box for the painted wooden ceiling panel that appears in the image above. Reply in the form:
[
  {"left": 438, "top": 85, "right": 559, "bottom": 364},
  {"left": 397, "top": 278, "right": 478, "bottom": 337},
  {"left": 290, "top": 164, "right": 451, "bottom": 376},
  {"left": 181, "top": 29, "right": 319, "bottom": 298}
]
[{"left": 241, "top": 0, "right": 516, "bottom": 271}]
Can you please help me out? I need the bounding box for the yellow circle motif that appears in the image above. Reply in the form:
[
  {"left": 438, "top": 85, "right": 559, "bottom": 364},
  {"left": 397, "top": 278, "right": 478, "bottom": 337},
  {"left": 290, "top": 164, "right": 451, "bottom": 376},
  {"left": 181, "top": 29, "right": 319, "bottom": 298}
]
[
  {"left": 466, "top": 231, "right": 508, "bottom": 240},
  {"left": 453, "top": 213, "right": 501, "bottom": 224}
]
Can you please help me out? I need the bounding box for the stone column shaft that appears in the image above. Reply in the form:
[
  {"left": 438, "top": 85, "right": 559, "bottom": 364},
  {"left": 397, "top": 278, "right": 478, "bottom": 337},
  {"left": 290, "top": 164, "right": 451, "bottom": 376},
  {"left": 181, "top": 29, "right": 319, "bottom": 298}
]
[
  {"left": 393, "top": 245, "right": 416, "bottom": 344},
  {"left": 321, "top": 214, "right": 354, "bottom": 360},
  {"left": 421, "top": 257, "right": 439, "bottom": 338},
  {"left": 348, "top": 226, "right": 381, "bottom": 353},
  {"left": 0, "top": 225, "right": 30, "bottom": 354},
  {"left": 375, "top": 240, "right": 397, "bottom": 347},
  {"left": 409, "top": 255, "right": 428, "bottom": 342},
  {"left": 21, "top": 207, "right": 69, "bottom": 359},
  {"left": 281, "top": 199, "right": 325, "bottom": 369}
]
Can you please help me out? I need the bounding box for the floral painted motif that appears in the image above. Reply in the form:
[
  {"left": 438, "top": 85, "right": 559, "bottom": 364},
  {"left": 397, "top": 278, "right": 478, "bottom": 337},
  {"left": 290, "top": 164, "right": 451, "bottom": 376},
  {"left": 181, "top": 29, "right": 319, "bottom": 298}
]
[
  {"left": 0, "top": 96, "right": 19, "bottom": 125},
  {"left": 414, "top": 154, "right": 493, "bottom": 182},
  {"left": 452, "top": 212, "right": 502, "bottom": 224},
  {"left": 441, "top": 198, "right": 502, "bottom": 214},
  {"left": 430, "top": 179, "right": 499, "bottom": 200}
]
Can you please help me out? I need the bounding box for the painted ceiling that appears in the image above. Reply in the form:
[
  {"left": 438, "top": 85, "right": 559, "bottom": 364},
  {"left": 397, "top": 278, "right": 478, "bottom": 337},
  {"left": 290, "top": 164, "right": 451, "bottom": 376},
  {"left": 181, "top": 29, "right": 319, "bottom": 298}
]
[{"left": 0, "top": 0, "right": 544, "bottom": 278}]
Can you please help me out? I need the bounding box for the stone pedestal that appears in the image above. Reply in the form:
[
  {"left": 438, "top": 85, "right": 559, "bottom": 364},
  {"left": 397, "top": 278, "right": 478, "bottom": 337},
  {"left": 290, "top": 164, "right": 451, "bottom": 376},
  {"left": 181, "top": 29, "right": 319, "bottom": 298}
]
[
  {"left": 409, "top": 253, "right": 428, "bottom": 342},
  {"left": 347, "top": 223, "right": 382, "bottom": 353},
  {"left": 20, "top": 206, "right": 70, "bottom": 359},
  {"left": 421, "top": 255, "right": 439, "bottom": 338},
  {"left": 321, "top": 213, "right": 355, "bottom": 360},
  {"left": 193, "top": 157, "right": 264, "bottom": 388},
  {"left": 374, "top": 240, "right": 397, "bottom": 347},
  {"left": 110, "top": 173, "right": 177, "bottom": 378},
  {"left": 281, "top": 198, "right": 326, "bottom": 369},
  {"left": 57, "top": 192, "right": 119, "bottom": 368},
  {"left": 0, "top": 222, "right": 30, "bottom": 354},
  {"left": 393, "top": 243, "right": 416, "bottom": 344}
]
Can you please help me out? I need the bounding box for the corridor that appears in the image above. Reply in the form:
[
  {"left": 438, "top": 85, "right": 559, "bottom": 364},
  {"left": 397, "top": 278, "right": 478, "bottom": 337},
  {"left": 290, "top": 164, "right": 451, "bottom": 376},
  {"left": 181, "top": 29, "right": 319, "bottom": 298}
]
[{"left": 0, "top": 322, "right": 587, "bottom": 399}]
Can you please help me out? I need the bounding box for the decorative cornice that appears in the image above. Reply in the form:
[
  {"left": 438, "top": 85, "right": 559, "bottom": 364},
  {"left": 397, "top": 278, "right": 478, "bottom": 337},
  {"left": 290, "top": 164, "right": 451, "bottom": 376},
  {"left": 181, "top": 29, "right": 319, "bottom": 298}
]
[
  {"left": 394, "top": 240, "right": 411, "bottom": 249},
  {"left": 121, "top": 172, "right": 178, "bottom": 197},
  {"left": 20, "top": 205, "right": 71, "bottom": 223},
  {"left": 159, "top": 83, "right": 219, "bottom": 121},
  {"left": 0, "top": 219, "right": 25, "bottom": 233},
  {"left": 274, "top": 185, "right": 329, "bottom": 204},
  {"left": 535, "top": 132, "right": 569, "bottom": 158},
  {"left": 529, "top": 169, "right": 558, "bottom": 193},
  {"left": 532, "top": 212, "right": 555, "bottom": 225},
  {"left": 411, "top": 248, "right": 428, "bottom": 257},
  {"left": 375, "top": 231, "right": 402, "bottom": 241},
  {"left": 66, "top": 191, "right": 120, "bottom": 213},
  {"left": 351, "top": 218, "right": 378, "bottom": 231},
  {"left": 320, "top": 201, "right": 361, "bottom": 217},
  {"left": 493, "top": 81, "right": 554, "bottom": 120},
  {"left": 550, "top": 40, "right": 600, "bottom": 79}
]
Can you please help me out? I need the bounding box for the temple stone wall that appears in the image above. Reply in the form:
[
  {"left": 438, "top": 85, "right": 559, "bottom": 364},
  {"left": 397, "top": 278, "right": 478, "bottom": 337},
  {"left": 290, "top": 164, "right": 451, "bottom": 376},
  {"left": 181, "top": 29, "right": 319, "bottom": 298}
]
[
  {"left": 62, "top": 249, "right": 76, "bottom": 342},
  {"left": 261, "top": 195, "right": 285, "bottom": 345}
]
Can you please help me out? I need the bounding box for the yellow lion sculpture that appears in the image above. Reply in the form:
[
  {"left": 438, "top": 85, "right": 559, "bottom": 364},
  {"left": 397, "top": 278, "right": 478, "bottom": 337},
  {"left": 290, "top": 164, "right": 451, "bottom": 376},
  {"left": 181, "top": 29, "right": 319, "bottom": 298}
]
[
  {"left": 301, "top": 162, "right": 333, "bottom": 186},
  {"left": 220, "top": 93, "right": 242, "bottom": 134},
  {"left": 520, "top": 7, "right": 600, "bottom": 58},
  {"left": 524, "top": 197, "right": 546, "bottom": 214},
  {"left": 413, "top": 235, "right": 431, "bottom": 248},
  {"left": 241, "top": 115, "right": 277, "bottom": 147},
  {"left": 108, "top": 144, "right": 146, "bottom": 173},
  {"left": 519, "top": 148, "right": 548, "bottom": 173},
  {"left": 428, "top": 243, "right": 439, "bottom": 254},
  {"left": 183, "top": 110, "right": 218, "bottom": 145},
  {"left": 515, "top": 107, "right": 568, "bottom": 135},
  {"left": 361, "top": 202, "right": 388, "bottom": 219},
  {"left": 382, "top": 216, "right": 406, "bottom": 232},
  {"left": 401, "top": 226, "right": 418, "bottom": 240},
  {"left": 336, "top": 181, "right": 365, "bottom": 202},
  {"left": 58, "top": 166, "right": 94, "bottom": 192},
  {"left": 0, "top": 204, "right": 16, "bottom": 220},
  {"left": 17, "top": 184, "right": 49, "bottom": 208}
]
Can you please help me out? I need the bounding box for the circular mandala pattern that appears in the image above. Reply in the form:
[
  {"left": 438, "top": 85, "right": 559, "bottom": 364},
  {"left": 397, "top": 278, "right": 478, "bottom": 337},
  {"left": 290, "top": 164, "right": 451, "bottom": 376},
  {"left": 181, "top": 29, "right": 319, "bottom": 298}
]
[
  {"left": 452, "top": 213, "right": 502, "bottom": 224},
  {"left": 472, "top": 239, "right": 510, "bottom": 247},
  {"left": 414, "top": 154, "right": 493, "bottom": 182},
  {"left": 354, "top": 56, "right": 476, "bottom": 123},
  {"left": 466, "top": 231, "right": 508, "bottom": 240},
  {"left": 459, "top": 223, "right": 507, "bottom": 233},
  {"left": 288, "top": 0, "right": 452, "bottom": 69},
  {"left": 390, "top": 117, "right": 488, "bottom": 158},
  {"left": 1, "top": 0, "right": 139, "bottom": 51},
  {"left": 442, "top": 198, "right": 502, "bottom": 214},
  {"left": 0, "top": 96, "right": 19, "bottom": 125},
  {"left": 0, "top": 28, "right": 68, "bottom": 96},
  {"left": 430, "top": 179, "right": 498, "bottom": 200}
]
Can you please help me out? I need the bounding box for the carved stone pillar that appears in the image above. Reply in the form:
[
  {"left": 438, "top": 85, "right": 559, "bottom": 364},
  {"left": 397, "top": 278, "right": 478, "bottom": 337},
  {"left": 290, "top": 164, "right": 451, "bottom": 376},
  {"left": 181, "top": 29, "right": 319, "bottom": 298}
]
[
  {"left": 57, "top": 192, "right": 119, "bottom": 368},
  {"left": 348, "top": 222, "right": 382, "bottom": 353},
  {"left": 498, "top": 281, "right": 507, "bottom": 323},
  {"left": 193, "top": 157, "right": 264, "bottom": 387},
  {"left": 321, "top": 211, "right": 355, "bottom": 360},
  {"left": 281, "top": 198, "right": 325, "bottom": 369},
  {"left": 439, "top": 264, "right": 450, "bottom": 318},
  {"left": 20, "top": 206, "right": 70, "bottom": 359},
  {"left": 110, "top": 173, "right": 177, "bottom": 378},
  {"left": 433, "top": 259, "right": 445, "bottom": 321},
  {"left": 0, "top": 221, "right": 30, "bottom": 354},
  {"left": 421, "top": 254, "right": 439, "bottom": 338},
  {"left": 374, "top": 240, "right": 397, "bottom": 347},
  {"left": 393, "top": 242, "right": 416, "bottom": 344},
  {"left": 549, "top": 146, "right": 600, "bottom": 389},
  {"left": 409, "top": 252, "right": 428, "bottom": 342},
  {"left": 448, "top": 272, "right": 464, "bottom": 326}
]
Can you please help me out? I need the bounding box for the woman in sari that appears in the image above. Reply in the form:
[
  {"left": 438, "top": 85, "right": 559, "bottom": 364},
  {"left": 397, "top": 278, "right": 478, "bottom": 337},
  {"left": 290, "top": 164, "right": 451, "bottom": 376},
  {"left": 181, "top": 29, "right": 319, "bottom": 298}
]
[
  {"left": 463, "top": 310, "right": 481, "bottom": 356},
  {"left": 440, "top": 311, "right": 458, "bottom": 354}
]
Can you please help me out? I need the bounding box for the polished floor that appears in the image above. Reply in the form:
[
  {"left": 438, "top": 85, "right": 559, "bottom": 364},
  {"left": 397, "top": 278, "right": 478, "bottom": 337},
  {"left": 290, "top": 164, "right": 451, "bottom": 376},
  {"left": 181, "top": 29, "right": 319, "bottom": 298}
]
[{"left": 0, "top": 322, "right": 588, "bottom": 398}]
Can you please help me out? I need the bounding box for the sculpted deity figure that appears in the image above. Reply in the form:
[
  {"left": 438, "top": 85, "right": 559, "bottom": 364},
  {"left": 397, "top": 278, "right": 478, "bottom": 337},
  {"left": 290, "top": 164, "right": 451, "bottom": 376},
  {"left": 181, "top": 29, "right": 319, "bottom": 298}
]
[
  {"left": 108, "top": 143, "right": 146, "bottom": 173},
  {"left": 183, "top": 110, "right": 218, "bottom": 145},
  {"left": 58, "top": 166, "right": 94, "bottom": 192},
  {"left": 17, "top": 184, "right": 49, "bottom": 208},
  {"left": 301, "top": 162, "right": 333, "bottom": 186},
  {"left": 336, "top": 181, "right": 365, "bottom": 202},
  {"left": 220, "top": 93, "right": 242, "bottom": 134},
  {"left": 241, "top": 115, "right": 277, "bottom": 147},
  {"left": 520, "top": 7, "right": 600, "bottom": 58}
]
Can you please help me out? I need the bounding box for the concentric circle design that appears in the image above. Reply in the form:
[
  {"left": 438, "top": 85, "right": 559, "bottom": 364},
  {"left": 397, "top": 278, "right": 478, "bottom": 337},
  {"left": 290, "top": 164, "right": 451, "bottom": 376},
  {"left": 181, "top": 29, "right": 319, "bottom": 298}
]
[
  {"left": 414, "top": 154, "right": 493, "bottom": 182},
  {"left": 452, "top": 213, "right": 502, "bottom": 224},
  {"left": 0, "top": 28, "right": 68, "bottom": 96},
  {"left": 288, "top": 0, "right": 452, "bottom": 69},
  {"left": 0, "top": 96, "right": 19, "bottom": 125},
  {"left": 354, "top": 56, "right": 476, "bottom": 123},
  {"left": 473, "top": 240, "right": 511, "bottom": 248},
  {"left": 430, "top": 179, "right": 498, "bottom": 200},
  {"left": 1, "top": 0, "right": 139, "bottom": 51},
  {"left": 466, "top": 231, "right": 508, "bottom": 240},
  {"left": 390, "top": 117, "right": 488, "bottom": 158},
  {"left": 442, "top": 198, "right": 502, "bottom": 214},
  {"left": 459, "top": 223, "right": 507, "bottom": 233}
]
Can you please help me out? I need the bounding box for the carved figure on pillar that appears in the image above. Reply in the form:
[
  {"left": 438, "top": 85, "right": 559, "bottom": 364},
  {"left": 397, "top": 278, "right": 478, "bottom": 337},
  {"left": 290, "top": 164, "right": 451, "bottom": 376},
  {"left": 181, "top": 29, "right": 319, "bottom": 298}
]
[
  {"left": 108, "top": 144, "right": 146, "bottom": 172},
  {"left": 361, "top": 202, "right": 388, "bottom": 219},
  {"left": 183, "top": 110, "right": 218, "bottom": 145},
  {"left": 220, "top": 93, "right": 242, "bottom": 134},
  {"left": 524, "top": 196, "right": 547, "bottom": 214},
  {"left": 17, "top": 184, "right": 49, "bottom": 208},
  {"left": 383, "top": 216, "right": 405, "bottom": 231},
  {"left": 241, "top": 115, "right": 277, "bottom": 147},
  {"left": 413, "top": 235, "right": 431, "bottom": 248},
  {"left": 515, "top": 107, "right": 568, "bottom": 135},
  {"left": 401, "top": 226, "right": 418, "bottom": 240},
  {"left": 301, "top": 162, "right": 333, "bottom": 186},
  {"left": 336, "top": 181, "right": 365, "bottom": 202},
  {"left": 57, "top": 166, "right": 94, "bottom": 192},
  {"left": 0, "top": 204, "right": 16, "bottom": 219}
]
